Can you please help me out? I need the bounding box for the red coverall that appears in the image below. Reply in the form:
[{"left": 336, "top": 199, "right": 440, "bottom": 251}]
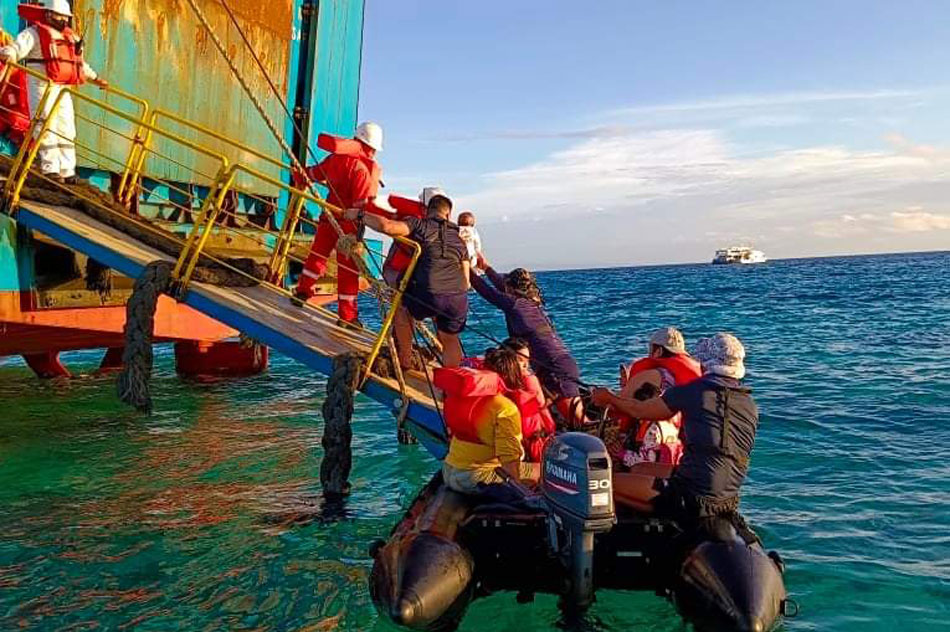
[{"left": 296, "top": 150, "right": 380, "bottom": 322}]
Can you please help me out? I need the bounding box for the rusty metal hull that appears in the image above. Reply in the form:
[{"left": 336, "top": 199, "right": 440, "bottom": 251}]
[{"left": 62, "top": 0, "right": 365, "bottom": 182}]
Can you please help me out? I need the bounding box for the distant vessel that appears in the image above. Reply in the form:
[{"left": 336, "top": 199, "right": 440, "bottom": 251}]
[{"left": 712, "top": 246, "right": 767, "bottom": 265}]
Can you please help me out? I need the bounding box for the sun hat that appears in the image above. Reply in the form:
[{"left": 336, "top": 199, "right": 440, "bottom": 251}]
[
  {"left": 693, "top": 333, "right": 746, "bottom": 379},
  {"left": 649, "top": 327, "right": 686, "bottom": 354}
]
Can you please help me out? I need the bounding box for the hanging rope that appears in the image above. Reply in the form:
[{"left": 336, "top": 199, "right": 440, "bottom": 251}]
[
  {"left": 116, "top": 260, "right": 172, "bottom": 413},
  {"left": 320, "top": 352, "right": 363, "bottom": 497},
  {"left": 84, "top": 257, "right": 112, "bottom": 297},
  {"left": 182, "top": 0, "right": 347, "bottom": 241}
]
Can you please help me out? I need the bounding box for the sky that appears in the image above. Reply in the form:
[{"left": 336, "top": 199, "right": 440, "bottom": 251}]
[{"left": 359, "top": 1, "right": 950, "bottom": 269}]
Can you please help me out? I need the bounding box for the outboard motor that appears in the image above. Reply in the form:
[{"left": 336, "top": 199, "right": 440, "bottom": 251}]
[{"left": 541, "top": 432, "right": 616, "bottom": 612}]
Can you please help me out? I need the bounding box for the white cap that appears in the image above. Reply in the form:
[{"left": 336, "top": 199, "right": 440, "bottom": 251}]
[
  {"left": 355, "top": 121, "right": 383, "bottom": 151},
  {"left": 48, "top": 0, "right": 73, "bottom": 17},
  {"left": 649, "top": 327, "right": 686, "bottom": 354},
  {"left": 419, "top": 186, "right": 451, "bottom": 208}
]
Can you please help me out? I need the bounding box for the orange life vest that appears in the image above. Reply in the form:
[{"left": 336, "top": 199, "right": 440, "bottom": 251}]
[
  {"left": 615, "top": 354, "right": 703, "bottom": 466},
  {"left": 0, "top": 30, "right": 30, "bottom": 144},
  {"left": 381, "top": 194, "right": 426, "bottom": 278},
  {"left": 32, "top": 23, "right": 85, "bottom": 85},
  {"left": 622, "top": 354, "right": 702, "bottom": 390},
  {"left": 434, "top": 366, "right": 555, "bottom": 461},
  {"left": 314, "top": 133, "right": 382, "bottom": 200}
]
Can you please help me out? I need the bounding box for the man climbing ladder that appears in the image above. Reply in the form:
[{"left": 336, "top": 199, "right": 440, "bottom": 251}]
[{"left": 292, "top": 121, "right": 384, "bottom": 329}]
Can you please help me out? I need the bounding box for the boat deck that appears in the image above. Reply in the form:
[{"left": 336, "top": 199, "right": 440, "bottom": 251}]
[{"left": 15, "top": 201, "right": 447, "bottom": 455}]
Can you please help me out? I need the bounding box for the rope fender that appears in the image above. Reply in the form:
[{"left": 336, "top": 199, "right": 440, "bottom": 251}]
[
  {"left": 321, "top": 352, "right": 363, "bottom": 497},
  {"left": 116, "top": 260, "right": 172, "bottom": 413}
]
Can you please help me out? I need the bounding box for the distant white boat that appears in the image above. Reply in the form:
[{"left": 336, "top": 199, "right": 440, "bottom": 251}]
[{"left": 712, "top": 246, "right": 768, "bottom": 265}]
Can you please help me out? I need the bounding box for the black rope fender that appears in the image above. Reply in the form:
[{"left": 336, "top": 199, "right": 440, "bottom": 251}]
[
  {"left": 84, "top": 258, "right": 113, "bottom": 297},
  {"left": 320, "top": 352, "right": 363, "bottom": 497},
  {"left": 116, "top": 260, "right": 173, "bottom": 413}
]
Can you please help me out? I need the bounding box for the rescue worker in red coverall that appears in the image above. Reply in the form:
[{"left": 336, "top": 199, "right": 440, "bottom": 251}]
[{"left": 292, "top": 121, "right": 384, "bottom": 329}]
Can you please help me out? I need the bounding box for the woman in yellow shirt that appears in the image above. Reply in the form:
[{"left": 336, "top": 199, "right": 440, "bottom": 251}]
[{"left": 442, "top": 347, "right": 541, "bottom": 494}]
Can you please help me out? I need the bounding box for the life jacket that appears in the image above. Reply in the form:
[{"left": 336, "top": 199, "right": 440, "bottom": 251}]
[
  {"left": 314, "top": 133, "right": 381, "bottom": 201},
  {"left": 434, "top": 366, "right": 555, "bottom": 461},
  {"left": 682, "top": 377, "right": 755, "bottom": 469},
  {"left": 380, "top": 194, "right": 426, "bottom": 281},
  {"left": 0, "top": 29, "right": 30, "bottom": 144},
  {"left": 621, "top": 354, "right": 702, "bottom": 389},
  {"left": 509, "top": 373, "right": 556, "bottom": 462},
  {"left": 29, "top": 20, "right": 86, "bottom": 86},
  {"left": 615, "top": 354, "right": 702, "bottom": 466}
]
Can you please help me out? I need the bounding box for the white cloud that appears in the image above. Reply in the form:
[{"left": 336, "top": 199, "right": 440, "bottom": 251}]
[
  {"left": 603, "top": 89, "right": 924, "bottom": 119},
  {"left": 891, "top": 209, "right": 950, "bottom": 232},
  {"left": 453, "top": 128, "right": 950, "bottom": 268}
]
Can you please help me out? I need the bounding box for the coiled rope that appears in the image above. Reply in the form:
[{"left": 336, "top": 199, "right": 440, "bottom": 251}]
[
  {"left": 116, "top": 260, "right": 172, "bottom": 413},
  {"left": 320, "top": 352, "right": 363, "bottom": 496}
]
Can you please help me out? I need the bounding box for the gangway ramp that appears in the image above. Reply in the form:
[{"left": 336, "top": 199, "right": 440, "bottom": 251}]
[{"left": 16, "top": 199, "right": 448, "bottom": 456}]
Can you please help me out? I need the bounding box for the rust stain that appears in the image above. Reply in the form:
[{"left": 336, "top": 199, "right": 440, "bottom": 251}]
[{"left": 72, "top": 0, "right": 296, "bottom": 182}]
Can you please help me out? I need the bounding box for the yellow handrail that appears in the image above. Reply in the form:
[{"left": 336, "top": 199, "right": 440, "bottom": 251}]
[
  {"left": 4, "top": 85, "right": 228, "bottom": 210},
  {"left": 2, "top": 60, "right": 426, "bottom": 389},
  {"left": 361, "top": 238, "right": 422, "bottom": 387}
]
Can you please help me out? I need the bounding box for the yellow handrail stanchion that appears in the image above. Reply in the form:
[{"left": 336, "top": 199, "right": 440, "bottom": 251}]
[
  {"left": 361, "top": 238, "right": 422, "bottom": 387},
  {"left": 175, "top": 167, "right": 239, "bottom": 292},
  {"left": 267, "top": 192, "right": 306, "bottom": 281},
  {"left": 122, "top": 110, "right": 159, "bottom": 205},
  {"left": 6, "top": 91, "right": 62, "bottom": 208},
  {"left": 170, "top": 163, "right": 232, "bottom": 280},
  {"left": 2, "top": 75, "right": 54, "bottom": 204}
]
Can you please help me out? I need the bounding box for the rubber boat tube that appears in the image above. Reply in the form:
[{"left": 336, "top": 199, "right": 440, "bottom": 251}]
[{"left": 370, "top": 433, "right": 789, "bottom": 632}]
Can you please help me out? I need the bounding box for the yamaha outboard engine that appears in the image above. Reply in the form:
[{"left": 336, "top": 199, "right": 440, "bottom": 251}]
[{"left": 541, "top": 432, "right": 615, "bottom": 612}]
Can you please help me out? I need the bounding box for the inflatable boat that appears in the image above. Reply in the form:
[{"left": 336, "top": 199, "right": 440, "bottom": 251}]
[{"left": 370, "top": 433, "right": 790, "bottom": 631}]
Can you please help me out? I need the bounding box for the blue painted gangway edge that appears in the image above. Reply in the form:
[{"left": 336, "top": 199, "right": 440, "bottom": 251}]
[{"left": 15, "top": 200, "right": 449, "bottom": 460}]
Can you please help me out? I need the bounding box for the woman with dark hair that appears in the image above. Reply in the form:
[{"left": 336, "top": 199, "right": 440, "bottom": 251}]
[
  {"left": 471, "top": 254, "right": 585, "bottom": 426},
  {"left": 439, "top": 345, "right": 541, "bottom": 494}
]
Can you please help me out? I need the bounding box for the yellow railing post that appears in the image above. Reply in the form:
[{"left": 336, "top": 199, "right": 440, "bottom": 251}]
[
  {"left": 5, "top": 87, "right": 66, "bottom": 208},
  {"left": 360, "top": 238, "right": 422, "bottom": 387},
  {"left": 267, "top": 191, "right": 306, "bottom": 282},
  {"left": 173, "top": 166, "right": 238, "bottom": 293},
  {"left": 122, "top": 110, "right": 159, "bottom": 205}
]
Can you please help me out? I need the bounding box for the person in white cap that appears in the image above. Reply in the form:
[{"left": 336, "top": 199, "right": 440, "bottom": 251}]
[
  {"left": 292, "top": 121, "right": 384, "bottom": 327},
  {"left": 346, "top": 188, "right": 469, "bottom": 368},
  {"left": 0, "top": 0, "right": 108, "bottom": 183},
  {"left": 591, "top": 332, "right": 759, "bottom": 526},
  {"left": 613, "top": 327, "right": 703, "bottom": 467}
]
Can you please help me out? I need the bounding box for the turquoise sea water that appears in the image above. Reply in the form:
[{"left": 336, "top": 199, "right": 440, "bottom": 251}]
[{"left": 1, "top": 251, "right": 948, "bottom": 631}]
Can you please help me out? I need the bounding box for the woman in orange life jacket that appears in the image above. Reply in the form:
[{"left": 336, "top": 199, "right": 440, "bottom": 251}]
[
  {"left": 439, "top": 345, "right": 542, "bottom": 495},
  {"left": 612, "top": 327, "right": 702, "bottom": 469}
]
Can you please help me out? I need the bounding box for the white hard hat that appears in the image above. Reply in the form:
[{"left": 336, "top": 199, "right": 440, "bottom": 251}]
[
  {"left": 419, "top": 186, "right": 450, "bottom": 207},
  {"left": 48, "top": 0, "right": 73, "bottom": 17},
  {"left": 355, "top": 121, "right": 383, "bottom": 152}
]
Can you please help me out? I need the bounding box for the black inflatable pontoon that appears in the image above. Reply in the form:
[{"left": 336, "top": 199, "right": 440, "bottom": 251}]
[{"left": 371, "top": 433, "right": 789, "bottom": 632}]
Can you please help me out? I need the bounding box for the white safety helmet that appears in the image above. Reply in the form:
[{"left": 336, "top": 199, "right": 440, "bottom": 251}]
[
  {"left": 419, "top": 186, "right": 450, "bottom": 207},
  {"left": 48, "top": 0, "right": 73, "bottom": 17},
  {"left": 355, "top": 121, "right": 383, "bottom": 152}
]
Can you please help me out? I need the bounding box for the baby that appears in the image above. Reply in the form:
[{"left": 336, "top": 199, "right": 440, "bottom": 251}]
[{"left": 457, "top": 211, "right": 482, "bottom": 270}]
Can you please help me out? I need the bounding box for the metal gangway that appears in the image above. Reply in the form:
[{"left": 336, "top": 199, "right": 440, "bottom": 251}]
[{"left": 0, "top": 61, "right": 448, "bottom": 457}]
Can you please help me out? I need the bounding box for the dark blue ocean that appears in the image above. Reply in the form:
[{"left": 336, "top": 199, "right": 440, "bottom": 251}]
[{"left": 1, "top": 251, "right": 948, "bottom": 630}]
